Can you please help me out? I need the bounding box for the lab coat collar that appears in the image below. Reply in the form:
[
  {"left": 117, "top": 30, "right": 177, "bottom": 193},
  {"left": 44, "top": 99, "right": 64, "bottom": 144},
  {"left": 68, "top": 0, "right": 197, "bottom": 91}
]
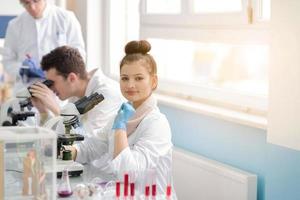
[
  {"left": 41, "top": 3, "right": 51, "bottom": 19},
  {"left": 126, "top": 95, "right": 158, "bottom": 136},
  {"left": 85, "top": 68, "right": 104, "bottom": 96}
]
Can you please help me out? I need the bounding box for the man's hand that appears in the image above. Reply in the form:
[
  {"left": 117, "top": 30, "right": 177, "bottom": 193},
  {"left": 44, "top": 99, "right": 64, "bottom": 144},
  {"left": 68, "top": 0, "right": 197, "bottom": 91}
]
[{"left": 29, "top": 82, "right": 60, "bottom": 116}]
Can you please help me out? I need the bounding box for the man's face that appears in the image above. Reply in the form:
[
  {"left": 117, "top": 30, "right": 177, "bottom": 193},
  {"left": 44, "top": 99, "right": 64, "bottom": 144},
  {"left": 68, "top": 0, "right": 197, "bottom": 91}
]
[
  {"left": 45, "top": 68, "right": 73, "bottom": 100},
  {"left": 21, "top": 0, "right": 46, "bottom": 19}
]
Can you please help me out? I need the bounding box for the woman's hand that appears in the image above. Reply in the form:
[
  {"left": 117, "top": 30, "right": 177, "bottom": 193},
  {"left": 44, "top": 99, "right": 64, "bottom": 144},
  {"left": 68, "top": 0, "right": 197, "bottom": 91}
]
[{"left": 112, "top": 102, "right": 135, "bottom": 130}]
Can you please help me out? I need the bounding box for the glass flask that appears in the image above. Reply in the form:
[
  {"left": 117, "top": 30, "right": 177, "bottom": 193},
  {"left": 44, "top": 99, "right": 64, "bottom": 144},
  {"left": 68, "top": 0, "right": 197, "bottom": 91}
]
[{"left": 57, "top": 169, "right": 73, "bottom": 198}]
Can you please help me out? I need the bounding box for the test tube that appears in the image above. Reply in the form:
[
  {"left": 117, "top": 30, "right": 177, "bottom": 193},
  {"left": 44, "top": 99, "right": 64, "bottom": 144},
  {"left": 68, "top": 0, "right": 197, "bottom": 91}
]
[
  {"left": 115, "top": 181, "right": 121, "bottom": 199},
  {"left": 124, "top": 173, "right": 129, "bottom": 197},
  {"left": 129, "top": 171, "right": 135, "bottom": 198},
  {"left": 151, "top": 169, "right": 157, "bottom": 199},
  {"left": 166, "top": 169, "right": 172, "bottom": 200},
  {"left": 143, "top": 169, "right": 153, "bottom": 200},
  {"left": 145, "top": 185, "right": 150, "bottom": 198}
]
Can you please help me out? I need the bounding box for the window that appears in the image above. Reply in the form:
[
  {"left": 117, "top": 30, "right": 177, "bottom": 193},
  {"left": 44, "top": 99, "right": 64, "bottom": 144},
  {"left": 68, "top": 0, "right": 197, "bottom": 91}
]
[
  {"left": 107, "top": 0, "right": 270, "bottom": 113},
  {"left": 193, "top": 0, "right": 242, "bottom": 13},
  {"left": 146, "top": 0, "right": 181, "bottom": 14},
  {"left": 139, "top": 0, "right": 270, "bottom": 112},
  {"left": 141, "top": 0, "right": 270, "bottom": 24},
  {"left": 150, "top": 39, "right": 268, "bottom": 96}
]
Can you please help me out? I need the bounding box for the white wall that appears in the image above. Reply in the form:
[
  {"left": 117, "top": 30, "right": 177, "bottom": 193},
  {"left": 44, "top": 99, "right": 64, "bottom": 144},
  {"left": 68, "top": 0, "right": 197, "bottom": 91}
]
[
  {"left": 268, "top": 0, "right": 300, "bottom": 150},
  {"left": 0, "top": 0, "right": 23, "bottom": 15}
]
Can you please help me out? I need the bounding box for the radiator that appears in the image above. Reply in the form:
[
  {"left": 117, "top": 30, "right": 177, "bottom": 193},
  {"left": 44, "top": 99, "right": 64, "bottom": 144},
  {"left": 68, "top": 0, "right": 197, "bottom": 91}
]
[{"left": 172, "top": 148, "right": 257, "bottom": 200}]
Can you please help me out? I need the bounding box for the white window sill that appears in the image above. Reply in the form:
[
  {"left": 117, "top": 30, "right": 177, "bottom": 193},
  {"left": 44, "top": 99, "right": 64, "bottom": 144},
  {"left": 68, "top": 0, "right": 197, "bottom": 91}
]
[{"left": 155, "top": 93, "right": 267, "bottom": 130}]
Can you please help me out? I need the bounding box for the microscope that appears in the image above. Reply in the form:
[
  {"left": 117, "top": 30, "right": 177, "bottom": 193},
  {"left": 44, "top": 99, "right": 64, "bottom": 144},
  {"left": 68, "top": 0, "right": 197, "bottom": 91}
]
[
  {"left": 44, "top": 92, "right": 105, "bottom": 177},
  {"left": 0, "top": 80, "right": 53, "bottom": 126}
]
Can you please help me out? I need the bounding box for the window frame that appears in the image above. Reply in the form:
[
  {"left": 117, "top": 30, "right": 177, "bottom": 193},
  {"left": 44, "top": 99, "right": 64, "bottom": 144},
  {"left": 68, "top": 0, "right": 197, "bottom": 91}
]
[{"left": 139, "top": 0, "right": 267, "bottom": 26}]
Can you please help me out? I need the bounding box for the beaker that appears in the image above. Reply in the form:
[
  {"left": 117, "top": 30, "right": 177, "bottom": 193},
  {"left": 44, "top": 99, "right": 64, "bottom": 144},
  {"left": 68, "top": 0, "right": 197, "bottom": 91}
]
[{"left": 57, "top": 169, "right": 73, "bottom": 197}]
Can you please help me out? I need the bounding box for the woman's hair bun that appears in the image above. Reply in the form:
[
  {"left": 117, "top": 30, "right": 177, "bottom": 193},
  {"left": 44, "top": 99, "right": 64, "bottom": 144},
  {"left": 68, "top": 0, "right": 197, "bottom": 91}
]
[{"left": 125, "top": 40, "right": 151, "bottom": 55}]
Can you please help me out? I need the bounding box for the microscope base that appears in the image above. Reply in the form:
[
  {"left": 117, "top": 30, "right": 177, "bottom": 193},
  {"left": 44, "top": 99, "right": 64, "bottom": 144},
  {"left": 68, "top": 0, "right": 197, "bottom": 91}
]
[{"left": 56, "top": 159, "right": 84, "bottom": 178}]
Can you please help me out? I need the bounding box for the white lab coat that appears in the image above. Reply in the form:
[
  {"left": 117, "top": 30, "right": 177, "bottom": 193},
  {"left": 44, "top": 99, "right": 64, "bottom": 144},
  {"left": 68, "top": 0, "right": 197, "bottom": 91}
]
[
  {"left": 75, "top": 98, "right": 176, "bottom": 198},
  {"left": 59, "top": 68, "right": 125, "bottom": 134},
  {"left": 75, "top": 68, "right": 125, "bottom": 133},
  {"left": 2, "top": 4, "right": 85, "bottom": 85}
]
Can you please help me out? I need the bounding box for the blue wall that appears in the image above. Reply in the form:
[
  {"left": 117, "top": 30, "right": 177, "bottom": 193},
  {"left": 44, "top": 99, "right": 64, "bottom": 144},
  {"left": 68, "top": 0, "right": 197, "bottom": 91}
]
[
  {"left": 0, "top": 16, "right": 15, "bottom": 38},
  {"left": 159, "top": 104, "right": 300, "bottom": 200}
]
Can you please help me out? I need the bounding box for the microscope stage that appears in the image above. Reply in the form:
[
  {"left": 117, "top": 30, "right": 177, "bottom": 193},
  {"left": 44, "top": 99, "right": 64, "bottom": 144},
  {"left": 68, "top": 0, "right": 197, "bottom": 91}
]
[
  {"left": 44, "top": 159, "right": 84, "bottom": 177},
  {"left": 56, "top": 159, "right": 84, "bottom": 178}
]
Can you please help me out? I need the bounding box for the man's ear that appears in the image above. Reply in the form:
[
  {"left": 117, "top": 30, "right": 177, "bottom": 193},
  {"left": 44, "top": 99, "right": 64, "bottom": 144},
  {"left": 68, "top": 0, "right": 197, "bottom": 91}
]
[{"left": 67, "top": 72, "right": 78, "bottom": 83}]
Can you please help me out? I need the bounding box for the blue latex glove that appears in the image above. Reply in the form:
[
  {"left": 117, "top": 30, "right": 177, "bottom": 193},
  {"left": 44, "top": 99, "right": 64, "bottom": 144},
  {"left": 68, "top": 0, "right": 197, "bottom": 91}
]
[
  {"left": 112, "top": 102, "right": 135, "bottom": 130},
  {"left": 19, "top": 57, "right": 45, "bottom": 82}
]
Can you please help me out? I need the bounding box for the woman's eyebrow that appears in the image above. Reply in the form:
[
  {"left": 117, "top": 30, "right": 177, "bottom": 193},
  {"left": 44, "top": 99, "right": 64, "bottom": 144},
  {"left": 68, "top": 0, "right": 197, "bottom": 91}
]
[{"left": 121, "top": 73, "right": 144, "bottom": 76}]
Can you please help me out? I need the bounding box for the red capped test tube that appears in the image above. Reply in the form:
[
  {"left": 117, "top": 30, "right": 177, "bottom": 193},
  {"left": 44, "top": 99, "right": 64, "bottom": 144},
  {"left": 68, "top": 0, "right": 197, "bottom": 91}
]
[
  {"left": 124, "top": 173, "right": 129, "bottom": 197},
  {"left": 116, "top": 181, "right": 121, "bottom": 198},
  {"left": 151, "top": 169, "right": 157, "bottom": 198},
  {"left": 166, "top": 169, "right": 172, "bottom": 199},
  {"left": 129, "top": 171, "right": 135, "bottom": 198}
]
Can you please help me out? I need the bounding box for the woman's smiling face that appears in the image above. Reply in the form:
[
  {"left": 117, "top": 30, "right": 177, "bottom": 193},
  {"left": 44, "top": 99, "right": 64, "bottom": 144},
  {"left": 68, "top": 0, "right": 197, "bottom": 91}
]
[{"left": 120, "top": 60, "right": 157, "bottom": 108}]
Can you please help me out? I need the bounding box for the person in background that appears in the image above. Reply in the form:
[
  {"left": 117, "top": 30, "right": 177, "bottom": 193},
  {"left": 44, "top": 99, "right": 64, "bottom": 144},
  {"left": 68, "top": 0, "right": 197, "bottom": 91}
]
[
  {"left": 29, "top": 46, "right": 124, "bottom": 133},
  {"left": 70, "top": 40, "right": 176, "bottom": 198},
  {"left": 2, "top": 0, "right": 85, "bottom": 93},
  {"left": 0, "top": 64, "right": 12, "bottom": 103}
]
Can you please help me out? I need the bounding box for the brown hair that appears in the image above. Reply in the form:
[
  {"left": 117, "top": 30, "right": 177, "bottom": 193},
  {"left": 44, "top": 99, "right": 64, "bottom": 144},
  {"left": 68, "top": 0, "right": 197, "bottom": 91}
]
[
  {"left": 120, "top": 40, "right": 157, "bottom": 76},
  {"left": 41, "top": 46, "right": 87, "bottom": 79}
]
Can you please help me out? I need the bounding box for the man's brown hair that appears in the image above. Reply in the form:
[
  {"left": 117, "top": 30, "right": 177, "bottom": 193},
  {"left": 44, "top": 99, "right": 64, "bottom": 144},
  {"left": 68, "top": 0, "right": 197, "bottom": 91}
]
[{"left": 41, "top": 46, "right": 87, "bottom": 79}]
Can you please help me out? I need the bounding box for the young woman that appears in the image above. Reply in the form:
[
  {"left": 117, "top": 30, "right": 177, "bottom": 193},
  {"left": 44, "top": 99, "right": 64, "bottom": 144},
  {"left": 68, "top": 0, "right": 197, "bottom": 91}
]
[{"left": 72, "top": 40, "right": 175, "bottom": 198}]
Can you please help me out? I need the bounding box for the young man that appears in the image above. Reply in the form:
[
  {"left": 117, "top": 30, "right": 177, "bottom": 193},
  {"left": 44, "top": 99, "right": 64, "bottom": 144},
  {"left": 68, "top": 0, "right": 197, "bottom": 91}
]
[
  {"left": 2, "top": 0, "right": 85, "bottom": 92},
  {"left": 29, "top": 46, "right": 124, "bottom": 133}
]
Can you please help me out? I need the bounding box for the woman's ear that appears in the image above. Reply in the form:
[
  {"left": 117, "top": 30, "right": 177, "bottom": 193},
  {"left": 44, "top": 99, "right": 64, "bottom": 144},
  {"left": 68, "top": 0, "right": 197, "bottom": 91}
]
[{"left": 152, "top": 74, "right": 158, "bottom": 90}]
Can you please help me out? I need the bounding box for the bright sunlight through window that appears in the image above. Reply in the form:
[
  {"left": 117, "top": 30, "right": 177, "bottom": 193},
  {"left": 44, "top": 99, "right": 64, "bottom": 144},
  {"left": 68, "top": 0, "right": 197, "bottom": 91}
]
[
  {"left": 109, "top": 0, "right": 270, "bottom": 112},
  {"left": 149, "top": 39, "right": 269, "bottom": 97},
  {"left": 193, "top": 0, "right": 242, "bottom": 13},
  {"left": 146, "top": 0, "right": 181, "bottom": 14}
]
